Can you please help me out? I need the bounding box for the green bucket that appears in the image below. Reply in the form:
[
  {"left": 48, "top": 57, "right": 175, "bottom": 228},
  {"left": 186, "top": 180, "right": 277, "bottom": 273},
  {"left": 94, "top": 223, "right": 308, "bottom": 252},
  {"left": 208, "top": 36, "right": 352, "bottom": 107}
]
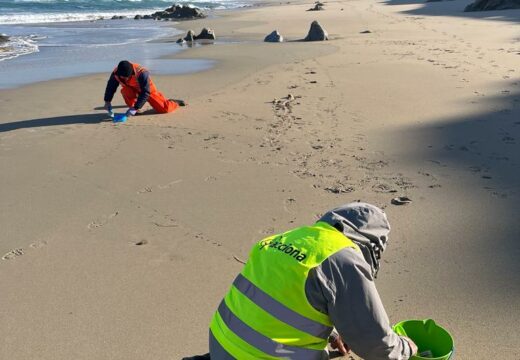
[{"left": 393, "top": 319, "right": 454, "bottom": 360}]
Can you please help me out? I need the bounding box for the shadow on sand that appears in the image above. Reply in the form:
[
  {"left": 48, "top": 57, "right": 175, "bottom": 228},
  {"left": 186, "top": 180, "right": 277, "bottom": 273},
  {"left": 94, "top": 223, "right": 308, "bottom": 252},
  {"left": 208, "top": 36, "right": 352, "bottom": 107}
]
[
  {"left": 381, "top": 0, "right": 520, "bottom": 23},
  {"left": 0, "top": 113, "right": 108, "bottom": 133},
  {"left": 0, "top": 108, "right": 164, "bottom": 133},
  {"left": 394, "top": 86, "right": 520, "bottom": 290}
]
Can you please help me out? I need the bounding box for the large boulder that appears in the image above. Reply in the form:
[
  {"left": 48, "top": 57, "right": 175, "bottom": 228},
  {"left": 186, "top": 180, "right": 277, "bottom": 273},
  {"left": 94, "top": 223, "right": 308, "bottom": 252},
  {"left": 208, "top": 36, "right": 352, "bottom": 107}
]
[
  {"left": 194, "top": 27, "right": 216, "bottom": 40},
  {"left": 151, "top": 5, "right": 206, "bottom": 20},
  {"left": 465, "top": 0, "right": 520, "bottom": 10},
  {"left": 264, "top": 30, "right": 283, "bottom": 42},
  {"left": 304, "top": 20, "right": 328, "bottom": 41},
  {"left": 0, "top": 34, "right": 9, "bottom": 44}
]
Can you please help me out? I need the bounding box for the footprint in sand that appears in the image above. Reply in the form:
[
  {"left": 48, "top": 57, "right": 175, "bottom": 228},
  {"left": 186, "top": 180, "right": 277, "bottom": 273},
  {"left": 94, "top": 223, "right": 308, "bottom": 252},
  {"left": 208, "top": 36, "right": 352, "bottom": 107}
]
[
  {"left": 87, "top": 211, "right": 119, "bottom": 229},
  {"left": 283, "top": 198, "right": 297, "bottom": 213},
  {"left": 429, "top": 160, "right": 447, "bottom": 167},
  {"left": 157, "top": 179, "right": 182, "bottom": 189},
  {"left": 260, "top": 227, "right": 275, "bottom": 235},
  {"left": 2, "top": 248, "right": 24, "bottom": 260},
  {"left": 137, "top": 186, "right": 153, "bottom": 194},
  {"left": 492, "top": 191, "right": 508, "bottom": 199},
  {"left": 150, "top": 213, "right": 178, "bottom": 228},
  {"left": 30, "top": 240, "right": 48, "bottom": 249},
  {"left": 372, "top": 183, "right": 398, "bottom": 194},
  {"left": 195, "top": 232, "right": 222, "bottom": 247}
]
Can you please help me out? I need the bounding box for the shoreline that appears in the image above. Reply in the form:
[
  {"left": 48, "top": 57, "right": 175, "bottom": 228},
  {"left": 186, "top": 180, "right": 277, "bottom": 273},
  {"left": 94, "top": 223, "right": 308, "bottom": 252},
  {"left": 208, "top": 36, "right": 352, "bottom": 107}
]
[{"left": 1, "top": 0, "right": 519, "bottom": 359}]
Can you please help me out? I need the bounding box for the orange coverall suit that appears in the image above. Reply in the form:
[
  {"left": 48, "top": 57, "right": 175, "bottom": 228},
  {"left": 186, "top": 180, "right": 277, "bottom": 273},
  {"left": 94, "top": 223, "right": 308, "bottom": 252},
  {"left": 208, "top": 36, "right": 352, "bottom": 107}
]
[{"left": 105, "top": 62, "right": 178, "bottom": 114}]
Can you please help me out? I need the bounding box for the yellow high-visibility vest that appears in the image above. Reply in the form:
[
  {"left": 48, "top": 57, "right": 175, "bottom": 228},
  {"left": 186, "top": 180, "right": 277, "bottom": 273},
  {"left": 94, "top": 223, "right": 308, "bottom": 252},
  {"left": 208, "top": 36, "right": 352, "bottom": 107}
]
[{"left": 210, "top": 221, "right": 360, "bottom": 359}]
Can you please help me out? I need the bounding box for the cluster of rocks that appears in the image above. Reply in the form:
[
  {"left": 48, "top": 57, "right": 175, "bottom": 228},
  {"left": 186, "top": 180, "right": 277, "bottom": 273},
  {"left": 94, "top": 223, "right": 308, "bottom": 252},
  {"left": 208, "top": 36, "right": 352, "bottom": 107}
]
[
  {"left": 307, "top": 1, "right": 325, "bottom": 11},
  {"left": 110, "top": 4, "right": 206, "bottom": 20},
  {"left": 177, "top": 28, "right": 216, "bottom": 44},
  {"left": 264, "top": 20, "right": 328, "bottom": 43},
  {"left": 464, "top": 0, "right": 520, "bottom": 11},
  {"left": 150, "top": 4, "right": 206, "bottom": 20}
]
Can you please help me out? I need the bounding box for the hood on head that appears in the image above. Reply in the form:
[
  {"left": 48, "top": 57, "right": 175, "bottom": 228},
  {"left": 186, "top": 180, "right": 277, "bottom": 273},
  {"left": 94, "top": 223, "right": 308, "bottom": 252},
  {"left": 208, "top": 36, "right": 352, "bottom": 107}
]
[{"left": 319, "top": 202, "right": 390, "bottom": 277}]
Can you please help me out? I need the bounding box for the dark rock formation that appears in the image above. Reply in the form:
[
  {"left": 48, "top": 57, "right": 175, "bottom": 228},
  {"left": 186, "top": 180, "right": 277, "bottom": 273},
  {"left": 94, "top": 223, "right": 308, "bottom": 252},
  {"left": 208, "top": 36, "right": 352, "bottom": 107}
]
[
  {"left": 194, "top": 28, "right": 216, "bottom": 40},
  {"left": 264, "top": 30, "right": 284, "bottom": 42},
  {"left": 184, "top": 30, "right": 195, "bottom": 42},
  {"left": 465, "top": 0, "right": 520, "bottom": 11},
  {"left": 150, "top": 5, "right": 206, "bottom": 20},
  {"left": 111, "top": 15, "right": 126, "bottom": 19},
  {"left": 307, "top": 2, "right": 324, "bottom": 11},
  {"left": 134, "top": 15, "right": 143, "bottom": 20},
  {"left": 304, "top": 20, "right": 328, "bottom": 41},
  {"left": 0, "top": 34, "right": 10, "bottom": 44}
]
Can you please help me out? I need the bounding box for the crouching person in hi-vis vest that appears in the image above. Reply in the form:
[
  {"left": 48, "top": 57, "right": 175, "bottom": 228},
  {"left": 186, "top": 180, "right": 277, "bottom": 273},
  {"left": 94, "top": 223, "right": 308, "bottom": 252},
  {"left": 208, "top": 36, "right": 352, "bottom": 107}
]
[
  {"left": 188, "top": 202, "right": 418, "bottom": 360},
  {"left": 103, "top": 60, "right": 185, "bottom": 117}
]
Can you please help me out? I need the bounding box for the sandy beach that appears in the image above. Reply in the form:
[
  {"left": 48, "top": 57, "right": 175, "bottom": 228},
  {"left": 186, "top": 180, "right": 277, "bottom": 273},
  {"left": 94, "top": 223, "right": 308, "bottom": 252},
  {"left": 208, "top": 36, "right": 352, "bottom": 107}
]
[{"left": 1, "top": 0, "right": 519, "bottom": 359}]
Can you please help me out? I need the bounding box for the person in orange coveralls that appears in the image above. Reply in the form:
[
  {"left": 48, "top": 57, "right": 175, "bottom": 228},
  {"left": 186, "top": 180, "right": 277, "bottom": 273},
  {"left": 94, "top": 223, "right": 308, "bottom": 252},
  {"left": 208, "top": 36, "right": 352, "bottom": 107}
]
[{"left": 103, "top": 60, "right": 185, "bottom": 116}]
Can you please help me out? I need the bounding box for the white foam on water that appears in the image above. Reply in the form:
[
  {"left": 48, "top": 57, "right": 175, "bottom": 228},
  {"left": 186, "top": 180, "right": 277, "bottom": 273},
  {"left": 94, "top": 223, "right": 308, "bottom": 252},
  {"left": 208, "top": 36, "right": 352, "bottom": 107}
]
[
  {"left": 0, "top": 9, "right": 162, "bottom": 25},
  {"left": 0, "top": 1, "right": 248, "bottom": 25},
  {"left": 0, "top": 34, "right": 40, "bottom": 61}
]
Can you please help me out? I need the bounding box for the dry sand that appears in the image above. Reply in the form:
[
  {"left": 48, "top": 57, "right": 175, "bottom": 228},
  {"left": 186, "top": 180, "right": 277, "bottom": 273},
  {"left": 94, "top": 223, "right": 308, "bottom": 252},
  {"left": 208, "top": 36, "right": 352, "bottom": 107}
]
[{"left": 1, "top": 0, "right": 519, "bottom": 359}]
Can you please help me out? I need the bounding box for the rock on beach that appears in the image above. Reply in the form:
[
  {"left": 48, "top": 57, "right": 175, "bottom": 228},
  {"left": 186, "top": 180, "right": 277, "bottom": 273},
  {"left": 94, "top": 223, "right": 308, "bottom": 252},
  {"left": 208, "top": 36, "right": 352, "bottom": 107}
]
[
  {"left": 264, "top": 30, "right": 284, "bottom": 42},
  {"left": 464, "top": 0, "right": 520, "bottom": 11},
  {"left": 304, "top": 20, "right": 328, "bottom": 41}
]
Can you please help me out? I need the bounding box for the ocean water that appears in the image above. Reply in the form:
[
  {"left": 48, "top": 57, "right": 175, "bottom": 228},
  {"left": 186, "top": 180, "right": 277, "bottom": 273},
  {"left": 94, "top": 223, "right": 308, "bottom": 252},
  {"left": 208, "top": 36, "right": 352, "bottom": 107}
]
[
  {"left": 0, "top": 0, "right": 245, "bottom": 88},
  {"left": 0, "top": 0, "right": 247, "bottom": 25}
]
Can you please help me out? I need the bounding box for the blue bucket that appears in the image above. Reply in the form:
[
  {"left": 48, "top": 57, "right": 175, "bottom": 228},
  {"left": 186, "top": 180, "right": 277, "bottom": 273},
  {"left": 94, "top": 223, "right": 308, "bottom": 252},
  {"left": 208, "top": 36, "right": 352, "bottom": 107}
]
[{"left": 113, "top": 113, "right": 127, "bottom": 123}]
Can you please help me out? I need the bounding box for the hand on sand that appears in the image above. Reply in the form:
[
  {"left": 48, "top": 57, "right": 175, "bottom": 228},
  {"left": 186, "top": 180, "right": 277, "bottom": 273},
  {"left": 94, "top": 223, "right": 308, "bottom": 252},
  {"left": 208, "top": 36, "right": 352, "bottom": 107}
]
[
  {"left": 126, "top": 108, "right": 138, "bottom": 116},
  {"left": 328, "top": 333, "right": 350, "bottom": 355}
]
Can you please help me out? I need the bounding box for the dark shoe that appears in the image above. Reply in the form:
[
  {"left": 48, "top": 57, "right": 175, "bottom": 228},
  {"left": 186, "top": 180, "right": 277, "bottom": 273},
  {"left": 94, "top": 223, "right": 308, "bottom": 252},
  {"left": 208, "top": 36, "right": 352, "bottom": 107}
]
[
  {"left": 181, "top": 354, "right": 210, "bottom": 360},
  {"left": 170, "top": 98, "right": 187, "bottom": 107}
]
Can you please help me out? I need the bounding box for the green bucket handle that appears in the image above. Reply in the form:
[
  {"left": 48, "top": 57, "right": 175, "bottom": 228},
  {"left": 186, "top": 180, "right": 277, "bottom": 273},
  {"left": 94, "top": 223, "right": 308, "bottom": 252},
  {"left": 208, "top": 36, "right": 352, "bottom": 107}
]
[{"left": 394, "top": 319, "right": 437, "bottom": 337}]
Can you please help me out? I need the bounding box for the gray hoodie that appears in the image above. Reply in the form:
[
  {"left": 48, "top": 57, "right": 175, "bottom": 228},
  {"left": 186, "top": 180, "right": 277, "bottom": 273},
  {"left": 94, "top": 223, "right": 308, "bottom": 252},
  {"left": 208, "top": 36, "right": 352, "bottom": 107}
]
[{"left": 210, "top": 202, "right": 412, "bottom": 360}]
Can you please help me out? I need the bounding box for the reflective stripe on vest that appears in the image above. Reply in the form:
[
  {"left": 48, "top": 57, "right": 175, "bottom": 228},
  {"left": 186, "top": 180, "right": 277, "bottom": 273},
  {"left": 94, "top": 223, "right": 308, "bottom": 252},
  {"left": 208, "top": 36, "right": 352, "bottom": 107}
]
[
  {"left": 232, "top": 274, "right": 333, "bottom": 339},
  {"left": 210, "top": 222, "right": 360, "bottom": 359},
  {"left": 217, "top": 301, "right": 324, "bottom": 358}
]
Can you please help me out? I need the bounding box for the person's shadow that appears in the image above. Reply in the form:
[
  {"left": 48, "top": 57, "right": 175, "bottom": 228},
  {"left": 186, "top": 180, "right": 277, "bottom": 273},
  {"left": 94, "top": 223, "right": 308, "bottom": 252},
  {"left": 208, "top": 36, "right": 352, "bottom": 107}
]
[
  {"left": 0, "top": 112, "right": 108, "bottom": 133},
  {"left": 0, "top": 105, "right": 166, "bottom": 133}
]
